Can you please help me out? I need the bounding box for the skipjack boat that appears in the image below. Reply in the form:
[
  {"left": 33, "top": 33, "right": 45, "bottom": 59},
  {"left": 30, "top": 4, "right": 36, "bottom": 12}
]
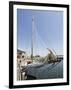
[{"left": 18, "top": 16, "right": 63, "bottom": 80}]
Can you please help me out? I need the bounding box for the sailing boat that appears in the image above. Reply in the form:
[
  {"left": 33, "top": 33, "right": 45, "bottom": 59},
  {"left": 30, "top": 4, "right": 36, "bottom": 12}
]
[{"left": 21, "top": 16, "right": 63, "bottom": 80}]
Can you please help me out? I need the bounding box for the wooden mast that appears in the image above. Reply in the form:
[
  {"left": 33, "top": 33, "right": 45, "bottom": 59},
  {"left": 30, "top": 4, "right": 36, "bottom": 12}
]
[{"left": 31, "top": 16, "right": 34, "bottom": 61}]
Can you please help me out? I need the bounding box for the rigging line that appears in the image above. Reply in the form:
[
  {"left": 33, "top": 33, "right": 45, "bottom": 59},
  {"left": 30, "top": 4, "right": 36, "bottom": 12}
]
[
  {"left": 34, "top": 22, "right": 54, "bottom": 50},
  {"left": 33, "top": 14, "right": 52, "bottom": 50},
  {"left": 32, "top": 16, "right": 39, "bottom": 55},
  {"left": 52, "top": 49, "right": 57, "bottom": 55},
  {"left": 34, "top": 21, "right": 57, "bottom": 57},
  {"left": 33, "top": 20, "right": 47, "bottom": 56},
  {"left": 35, "top": 29, "right": 56, "bottom": 55},
  {"left": 37, "top": 21, "right": 53, "bottom": 49},
  {"left": 33, "top": 16, "right": 62, "bottom": 55},
  {"left": 34, "top": 23, "right": 47, "bottom": 48},
  {"left": 34, "top": 18, "right": 45, "bottom": 47},
  {"left": 36, "top": 29, "right": 62, "bottom": 55}
]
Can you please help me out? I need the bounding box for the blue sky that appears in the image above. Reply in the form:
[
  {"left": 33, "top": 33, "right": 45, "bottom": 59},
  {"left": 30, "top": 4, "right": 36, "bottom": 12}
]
[{"left": 17, "top": 9, "right": 63, "bottom": 56}]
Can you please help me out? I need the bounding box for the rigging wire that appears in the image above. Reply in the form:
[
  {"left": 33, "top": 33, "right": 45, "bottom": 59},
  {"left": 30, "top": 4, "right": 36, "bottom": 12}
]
[{"left": 32, "top": 15, "right": 63, "bottom": 56}]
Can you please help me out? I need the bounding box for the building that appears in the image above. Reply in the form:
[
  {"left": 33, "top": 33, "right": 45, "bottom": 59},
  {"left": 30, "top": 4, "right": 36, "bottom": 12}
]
[
  {"left": 17, "top": 49, "right": 33, "bottom": 80},
  {"left": 17, "top": 49, "right": 27, "bottom": 66},
  {"left": 17, "top": 49, "right": 32, "bottom": 65}
]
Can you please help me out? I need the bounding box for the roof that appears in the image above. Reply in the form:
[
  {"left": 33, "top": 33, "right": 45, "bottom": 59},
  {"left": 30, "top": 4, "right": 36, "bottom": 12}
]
[{"left": 17, "top": 49, "right": 26, "bottom": 54}]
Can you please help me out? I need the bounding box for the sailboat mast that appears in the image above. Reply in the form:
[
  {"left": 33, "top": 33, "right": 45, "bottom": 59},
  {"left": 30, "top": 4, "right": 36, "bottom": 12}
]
[{"left": 31, "top": 16, "right": 34, "bottom": 61}]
